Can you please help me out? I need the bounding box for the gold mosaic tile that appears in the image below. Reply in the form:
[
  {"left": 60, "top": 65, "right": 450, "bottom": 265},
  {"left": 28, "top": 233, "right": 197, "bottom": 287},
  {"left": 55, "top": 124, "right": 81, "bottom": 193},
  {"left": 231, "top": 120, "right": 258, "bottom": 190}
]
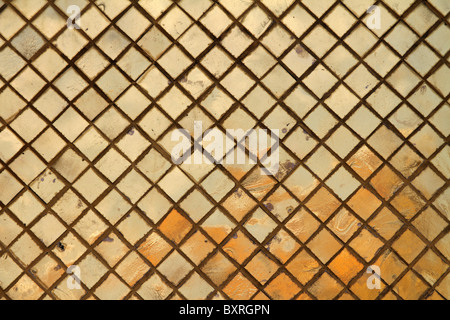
[{"left": 0, "top": 0, "right": 448, "bottom": 301}]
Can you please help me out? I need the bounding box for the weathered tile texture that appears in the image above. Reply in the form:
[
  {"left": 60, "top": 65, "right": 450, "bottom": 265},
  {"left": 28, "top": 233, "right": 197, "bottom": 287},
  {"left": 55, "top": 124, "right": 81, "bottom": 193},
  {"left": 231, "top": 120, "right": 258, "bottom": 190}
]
[{"left": 0, "top": 0, "right": 449, "bottom": 300}]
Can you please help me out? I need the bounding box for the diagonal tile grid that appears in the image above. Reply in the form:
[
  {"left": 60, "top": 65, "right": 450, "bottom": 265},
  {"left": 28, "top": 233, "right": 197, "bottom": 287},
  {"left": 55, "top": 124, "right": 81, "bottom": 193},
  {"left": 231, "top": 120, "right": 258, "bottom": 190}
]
[{"left": 0, "top": 0, "right": 449, "bottom": 300}]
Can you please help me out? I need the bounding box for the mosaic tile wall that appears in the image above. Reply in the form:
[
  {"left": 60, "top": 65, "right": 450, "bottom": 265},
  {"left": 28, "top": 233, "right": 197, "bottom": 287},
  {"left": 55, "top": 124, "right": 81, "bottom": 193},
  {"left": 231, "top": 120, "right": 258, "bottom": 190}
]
[{"left": 0, "top": 0, "right": 449, "bottom": 300}]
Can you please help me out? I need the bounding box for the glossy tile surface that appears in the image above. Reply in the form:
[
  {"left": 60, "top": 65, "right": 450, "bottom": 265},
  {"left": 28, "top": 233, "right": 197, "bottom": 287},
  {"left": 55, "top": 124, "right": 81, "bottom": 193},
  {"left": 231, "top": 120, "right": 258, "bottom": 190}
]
[{"left": 0, "top": 0, "right": 449, "bottom": 300}]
